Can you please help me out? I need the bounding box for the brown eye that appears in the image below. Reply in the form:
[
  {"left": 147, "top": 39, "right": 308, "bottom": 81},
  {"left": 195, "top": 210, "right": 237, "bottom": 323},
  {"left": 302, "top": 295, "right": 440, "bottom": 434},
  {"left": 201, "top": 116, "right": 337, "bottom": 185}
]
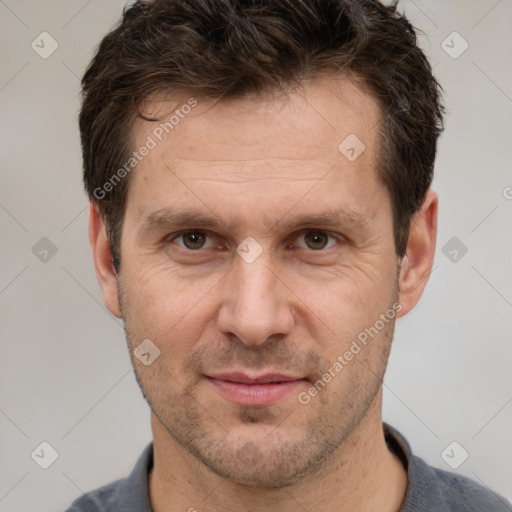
[
  {"left": 295, "top": 230, "right": 338, "bottom": 251},
  {"left": 303, "top": 231, "right": 330, "bottom": 250},
  {"left": 177, "top": 231, "right": 208, "bottom": 250}
]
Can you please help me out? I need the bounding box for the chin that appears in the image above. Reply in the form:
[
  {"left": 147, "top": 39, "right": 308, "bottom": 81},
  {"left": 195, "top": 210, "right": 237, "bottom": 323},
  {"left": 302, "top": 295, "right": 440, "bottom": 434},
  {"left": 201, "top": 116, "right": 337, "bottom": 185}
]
[{"left": 186, "top": 432, "right": 334, "bottom": 489}]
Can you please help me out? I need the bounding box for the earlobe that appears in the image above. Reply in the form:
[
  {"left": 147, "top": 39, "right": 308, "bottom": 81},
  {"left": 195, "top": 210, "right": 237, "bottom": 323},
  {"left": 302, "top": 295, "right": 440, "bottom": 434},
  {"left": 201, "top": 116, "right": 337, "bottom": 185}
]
[
  {"left": 397, "top": 190, "right": 438, "bottom": 318},
  {"left": 88, "top": 203, "right": 122, "bottom": 318}
]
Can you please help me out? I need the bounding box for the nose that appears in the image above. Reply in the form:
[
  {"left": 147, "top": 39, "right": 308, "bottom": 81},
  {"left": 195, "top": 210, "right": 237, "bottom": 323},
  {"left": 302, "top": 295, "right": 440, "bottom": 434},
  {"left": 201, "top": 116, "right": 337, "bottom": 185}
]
[{"left": 216, "top": 252, "right": 295, "bottom": 347}]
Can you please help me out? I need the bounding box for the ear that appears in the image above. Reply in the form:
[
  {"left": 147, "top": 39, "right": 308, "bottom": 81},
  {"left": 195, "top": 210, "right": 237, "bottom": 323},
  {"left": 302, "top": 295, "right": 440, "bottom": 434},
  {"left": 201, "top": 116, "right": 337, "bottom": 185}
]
[
  {"left": 88, "top": 203, "right": 122, "bottom": 318},
  {"left": 397, "top": 189, "right": 438, "bottom": 317}
]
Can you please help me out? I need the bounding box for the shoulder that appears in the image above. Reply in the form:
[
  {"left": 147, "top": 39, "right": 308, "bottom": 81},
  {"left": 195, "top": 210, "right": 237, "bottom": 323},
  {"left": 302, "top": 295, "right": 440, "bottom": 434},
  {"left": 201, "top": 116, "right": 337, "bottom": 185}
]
[
  {"left": 63, "top": 479, "right": 123, "bottom": 512},
  {"left": 406, "top": 454, "right": 512, "bottom": 512},
  {"left": 62, "top": 442, "right": 154, "bottom": 512},
  {"left": 383, "top": 424, "right": 512, "bottom": 512}
]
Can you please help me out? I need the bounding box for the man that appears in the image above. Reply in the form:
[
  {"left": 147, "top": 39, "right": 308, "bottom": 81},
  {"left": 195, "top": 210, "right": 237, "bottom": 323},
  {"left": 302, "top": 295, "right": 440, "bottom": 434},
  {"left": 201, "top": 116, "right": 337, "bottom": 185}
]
[{"left": 66, "top": 0, "right": 511, "bottom": 510}]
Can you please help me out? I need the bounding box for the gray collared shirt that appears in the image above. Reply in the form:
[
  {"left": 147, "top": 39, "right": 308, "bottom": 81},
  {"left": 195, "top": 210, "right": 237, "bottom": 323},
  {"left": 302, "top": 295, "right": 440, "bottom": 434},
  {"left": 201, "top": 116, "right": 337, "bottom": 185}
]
[{"left": 64, "top": 424, "right": 512, "bottom": 511}]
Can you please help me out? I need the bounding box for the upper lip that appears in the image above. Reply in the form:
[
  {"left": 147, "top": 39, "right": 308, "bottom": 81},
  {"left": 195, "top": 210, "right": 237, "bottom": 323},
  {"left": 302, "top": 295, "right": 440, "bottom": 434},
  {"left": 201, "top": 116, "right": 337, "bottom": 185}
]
[{"left": 207, "top": 372, "right": 304, "bottom": 384}]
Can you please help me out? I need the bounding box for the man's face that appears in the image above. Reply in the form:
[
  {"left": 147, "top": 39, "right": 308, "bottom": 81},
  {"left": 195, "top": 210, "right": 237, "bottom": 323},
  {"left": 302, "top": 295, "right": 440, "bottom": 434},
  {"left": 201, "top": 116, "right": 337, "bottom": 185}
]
[{"left": 117, "top": 78, "right": 401, "bottom": 486}]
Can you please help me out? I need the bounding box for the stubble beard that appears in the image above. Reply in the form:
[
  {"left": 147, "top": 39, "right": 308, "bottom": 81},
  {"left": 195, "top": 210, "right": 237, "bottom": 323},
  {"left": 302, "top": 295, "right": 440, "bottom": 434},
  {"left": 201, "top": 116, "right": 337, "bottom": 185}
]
[{"left": 118, "top": 278, "right": 398, "bottom": 488}]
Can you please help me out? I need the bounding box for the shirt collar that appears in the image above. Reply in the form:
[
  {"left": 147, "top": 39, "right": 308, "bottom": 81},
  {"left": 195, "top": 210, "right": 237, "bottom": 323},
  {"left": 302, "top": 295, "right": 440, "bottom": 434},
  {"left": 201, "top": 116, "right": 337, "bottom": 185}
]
[
  {"left": 113, "top": 441, "right": 154, "bottom": 511},
  {"left": 116, "top": 424, "right": 425, "bottom": 512}
]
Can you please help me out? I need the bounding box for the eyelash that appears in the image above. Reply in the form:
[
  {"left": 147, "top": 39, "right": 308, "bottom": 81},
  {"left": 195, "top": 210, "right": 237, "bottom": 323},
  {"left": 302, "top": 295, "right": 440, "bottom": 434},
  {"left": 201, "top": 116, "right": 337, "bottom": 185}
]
[{"left": 167, "top": 229, "right": 343, "bottom": 253}]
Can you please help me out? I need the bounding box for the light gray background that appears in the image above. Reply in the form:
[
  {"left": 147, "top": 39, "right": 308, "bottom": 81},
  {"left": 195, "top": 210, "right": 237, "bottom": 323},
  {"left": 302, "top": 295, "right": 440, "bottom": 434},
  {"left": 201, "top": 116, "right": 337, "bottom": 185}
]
[{"left": 0, "top": 1, "right": 511, "bottom": 510}]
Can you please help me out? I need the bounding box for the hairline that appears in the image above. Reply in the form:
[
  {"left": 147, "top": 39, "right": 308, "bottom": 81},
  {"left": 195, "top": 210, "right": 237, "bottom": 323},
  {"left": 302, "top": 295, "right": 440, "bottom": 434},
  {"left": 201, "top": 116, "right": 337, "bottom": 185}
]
[{"left": 102, "top": 73, "right": 410, "bottom": 265}]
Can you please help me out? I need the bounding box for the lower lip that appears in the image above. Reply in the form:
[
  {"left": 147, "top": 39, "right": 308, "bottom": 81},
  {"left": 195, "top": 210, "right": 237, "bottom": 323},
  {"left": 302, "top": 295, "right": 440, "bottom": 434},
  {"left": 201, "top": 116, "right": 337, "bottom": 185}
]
[{"left": 207, "top": 377, "right": 306, "bottom": 406}]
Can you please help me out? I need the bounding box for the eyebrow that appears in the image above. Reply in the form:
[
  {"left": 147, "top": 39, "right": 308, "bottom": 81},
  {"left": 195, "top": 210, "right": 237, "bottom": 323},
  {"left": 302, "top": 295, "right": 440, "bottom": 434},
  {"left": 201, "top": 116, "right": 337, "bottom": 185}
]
[{"left": 139, "top": 207, "right": 373, "bottom": 235}]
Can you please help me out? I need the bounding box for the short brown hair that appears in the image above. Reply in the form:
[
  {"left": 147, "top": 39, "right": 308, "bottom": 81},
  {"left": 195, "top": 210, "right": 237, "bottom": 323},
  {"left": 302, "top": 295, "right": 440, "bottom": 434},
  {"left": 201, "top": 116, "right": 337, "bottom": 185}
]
[{"left": 79, "top": 0, "right": 444, "bottom": 269}]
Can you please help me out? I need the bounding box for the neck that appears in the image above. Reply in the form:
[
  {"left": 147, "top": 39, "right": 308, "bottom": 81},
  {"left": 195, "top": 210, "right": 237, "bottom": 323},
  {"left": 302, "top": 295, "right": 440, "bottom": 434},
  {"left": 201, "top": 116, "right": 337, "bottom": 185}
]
[{"left": 148, "top": 391, "right": 407, "bottom": 512}]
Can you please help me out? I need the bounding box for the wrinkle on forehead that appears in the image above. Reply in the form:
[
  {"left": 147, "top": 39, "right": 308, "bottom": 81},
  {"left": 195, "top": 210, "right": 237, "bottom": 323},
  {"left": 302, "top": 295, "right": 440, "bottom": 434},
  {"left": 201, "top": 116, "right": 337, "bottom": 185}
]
[{"left": 131, "top": 76, "right": 380, "bottom": 165}]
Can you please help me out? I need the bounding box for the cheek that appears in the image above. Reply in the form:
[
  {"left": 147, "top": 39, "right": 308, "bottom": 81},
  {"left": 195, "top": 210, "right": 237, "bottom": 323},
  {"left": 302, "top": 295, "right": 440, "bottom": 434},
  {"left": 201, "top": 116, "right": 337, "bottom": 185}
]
[
  {"left": 292, "top": 259, "right": 397, "bottom": 335},
  {"left": 120, "top": 264, "right": 219, "bottom": 354}
]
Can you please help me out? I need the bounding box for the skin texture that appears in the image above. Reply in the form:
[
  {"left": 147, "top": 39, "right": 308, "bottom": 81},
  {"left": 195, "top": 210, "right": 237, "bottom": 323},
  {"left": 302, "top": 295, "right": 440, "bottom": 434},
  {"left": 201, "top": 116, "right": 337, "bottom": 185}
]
[{"left": 89, "top": 77, "right": 438, "bottom": 511}]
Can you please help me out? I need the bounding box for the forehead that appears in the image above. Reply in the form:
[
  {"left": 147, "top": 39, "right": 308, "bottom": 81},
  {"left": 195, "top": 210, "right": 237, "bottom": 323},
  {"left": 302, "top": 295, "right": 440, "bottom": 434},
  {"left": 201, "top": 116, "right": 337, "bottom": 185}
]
[
  {"left": 133, "top": 76, "right": 380, "bottom": 163},
  {"left": 125, "top": 76, "right": 383, "bottom": 221}
]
